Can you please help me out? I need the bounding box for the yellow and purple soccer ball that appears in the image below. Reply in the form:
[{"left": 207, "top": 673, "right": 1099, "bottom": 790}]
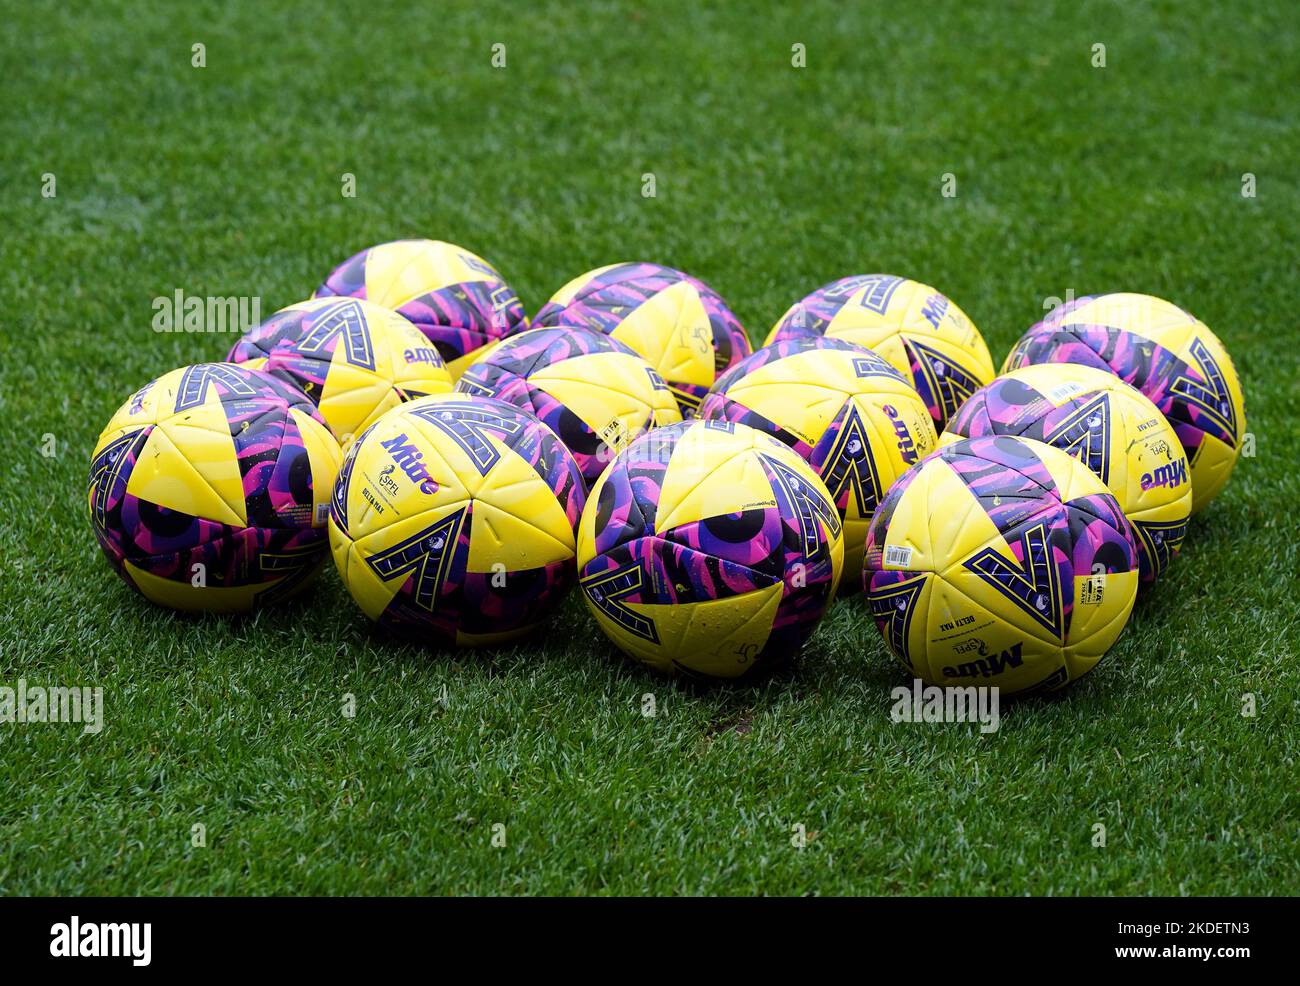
[
  {"left": 456, "top": 325, "right": 682, "bottom": 485},
  {"left": 941, "top": 363, "right": 1191, "bottom": 583},
  {"left": 699, "top": 337, "right": 937, "bottom": 582},
  {"left": 315, "top": 238, "right": 528, "bottom": 379},
  {"left": 764, "top": 274, "right": 995, "bottom": 430},
  {"left": 88, "top": 363, "right": 341, "bottom": 611},
  {"left": 578, "top": 420, "right": 844, "bottom": 680},
  {"left": 532, "top": 261, "right": 752, "bottom": 417},
  {"left": 329, "top": 394, "right": 586, "bottom": 646},
  {"left": 863, "top": 436, "right": 1139, "bottom": 696},
  {"left": 1002, "top": 292, "right": 1245, "bottom": 513},
  {"left": 227, "top": 297, "right": 453, "bottom": 447}
]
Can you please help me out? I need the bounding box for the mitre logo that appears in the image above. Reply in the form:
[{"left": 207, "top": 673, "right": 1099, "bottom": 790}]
[
  {"left": 942, "top": 642, "right": 1025, "bottom": 679},
  {"left": 378, "top": 433, "right": 438, "bottom": 494}
]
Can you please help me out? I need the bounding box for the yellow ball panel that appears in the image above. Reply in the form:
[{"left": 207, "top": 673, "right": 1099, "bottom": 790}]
[
  {"left": 1059, "top": 293, "right": 1198, "bottom": 344},
  {"left": 1187, "top": 431, "right": 1241, "bottom": 514},
  {"left": 879, "top": 453, "right": 999, "bottom": 577},
  {"left": 124, "top": 557, "right": 321, "bottom": 613},
  {"left": 261, "top": 298, "right": 454, "bottom": 443},
  {"left": 363, "top": 239, "right": 499, "bottom": 307},
  {"left": 654, "top": 425, "right": 822, "bottom": 536},
  {"left": 725, "top": 349, "right": 919, "bottom": 439},
  {"left": 585, "top": 581, "right": 786, "bottom": 678},
  {"left": 126, "top": 418, "right": 245, "bottom": 527},
  {"left": 921, "top": 572, "right": 1067, "bottom": 693},
  {"left": 95, "top": 366, "right": 185, "bottom": 438},
  {"left": 317, "top": 363, "right": 403, "bottom": 445},
  {"left": 608, "top": 278, "right": 715, "bottom": 390},
  {"left": 1063, "top": 569, "right": 1139, "bottom": 677},
  {"left": 467, "top": 456, "right": 578, "bottom": 572},
  {"left": 528, "top": 350, "right": 682, "bottom": 453},
  {"left": 290, "top": 407, "right": 342, "bottom": 527}
]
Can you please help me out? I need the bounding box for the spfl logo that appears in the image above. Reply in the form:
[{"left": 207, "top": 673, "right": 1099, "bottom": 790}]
[
  {"left": 50, "top": 916, "right": 151, "bottom": 966},
  {"left": 378, "top": 434, "right": 438, "bottom": 494}
]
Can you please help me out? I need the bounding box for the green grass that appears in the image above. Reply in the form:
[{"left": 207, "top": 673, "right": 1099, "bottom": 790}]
[{"left": 2, "top": 0, "right": 1298, "bottom": 895}]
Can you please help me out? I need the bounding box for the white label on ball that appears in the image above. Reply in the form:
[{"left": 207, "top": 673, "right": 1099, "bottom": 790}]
[
  {"left": 315, "top": 503, "right": 330, "bottom": 525},
  {"left": 884, "top": 545, "right": 914, "bottom": 569},
  {"left": 1042, "top": 381, "right": 1087, "bottom": 405},
  {"left": 1079, "top": 574, "right": 1105, "bottom": 605}
]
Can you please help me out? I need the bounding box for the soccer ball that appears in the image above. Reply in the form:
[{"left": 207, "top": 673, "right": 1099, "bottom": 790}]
[
  {"left": 1002, "top": 292, "right": 1245, "bottom": 513},
  {"left": 456, "top": 325, "right": 682, "bottom": 485},
  {"left": 314, "top": 238, "right": 528, "bottom": 378},
  {"left": 578, "top": 419, "right": 844, "bottom": 679},
  {"left": 328, "top": 394, "right": 585, "bottom": 645},
  {"left": 941, "top": 363, "right": 1191, "bottom": 583},
  {"left": 531, "top": 261, "right": 751, "bottom": 417},
  {"left": 764, "top": 274, "right": 995, "bottom": 430},
  {"left": 88, "top": 363, "right": 341, "bottom": 611},
  {"left": 227, "top": 297, "right": 453, "bottom": 446},
  {"left": 699, "top": 336, "right": 937, "bottom": 582},
  {"left": 863, "top": 435, "right": 1138, "bottom": 695}
]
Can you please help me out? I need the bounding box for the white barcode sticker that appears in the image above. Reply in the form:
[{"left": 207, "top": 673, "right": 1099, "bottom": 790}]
[
  {"left": 1042, "top": 381, "right": 1086, "bottom": 405},
  {"left": 315, "top": 503, "right": 330, "bottom": 525},
  {"left": 884, "top": 544, "right": 914, "bottom": 569}
]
